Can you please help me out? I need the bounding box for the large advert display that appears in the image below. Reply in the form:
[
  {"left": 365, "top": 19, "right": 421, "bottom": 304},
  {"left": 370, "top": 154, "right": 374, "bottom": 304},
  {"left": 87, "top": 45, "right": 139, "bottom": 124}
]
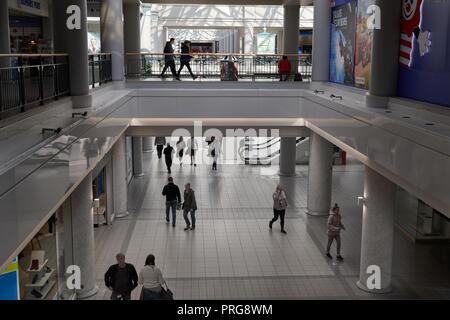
[
  {"left": 330, "top": 1, "right": 356, "bottom": 85},
  {"left": 398, "top": 0, "right": 450, "bottom": 108},
  {"left": 354, "top": 0, "right": 373, "bottom": 89}
]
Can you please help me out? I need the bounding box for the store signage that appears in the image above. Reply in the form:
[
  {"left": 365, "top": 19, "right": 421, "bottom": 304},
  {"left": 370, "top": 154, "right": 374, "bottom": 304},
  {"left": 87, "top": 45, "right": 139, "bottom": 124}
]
[{"left": 18, "top": 0, "right": 41, "bottom": 10}]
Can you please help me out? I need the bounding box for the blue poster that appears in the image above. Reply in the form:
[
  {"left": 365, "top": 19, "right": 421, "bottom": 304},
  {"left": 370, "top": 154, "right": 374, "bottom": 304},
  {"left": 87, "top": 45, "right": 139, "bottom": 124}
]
[
  {"left": 330, "top": 0, "right": 357, "bottom": 85},
  {"left": 398, "top": 0, "right": 450, "bottom": 108},
  {"left": 0, "top": 258, "right": 20, "bottom": 300}
]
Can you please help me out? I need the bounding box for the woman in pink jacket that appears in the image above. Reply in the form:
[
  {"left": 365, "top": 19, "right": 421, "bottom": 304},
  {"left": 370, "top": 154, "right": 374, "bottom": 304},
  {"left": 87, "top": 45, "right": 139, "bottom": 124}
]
[{"left": 326, "top": 204, "right": 345, "bottom": 261}]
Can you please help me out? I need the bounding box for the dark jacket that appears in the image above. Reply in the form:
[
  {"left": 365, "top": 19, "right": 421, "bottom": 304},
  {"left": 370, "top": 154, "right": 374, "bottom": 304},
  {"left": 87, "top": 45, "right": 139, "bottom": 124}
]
[
  {"left": 183, "top": 189, "right": 197, "bottom": 211},
  {"left": 180, "top": 45, "right": 192, "bottom": 62},
  {"left": 162, "top": 182, "right": 181, "bottom": 202},
  {"left": 164, "top": 146, "right": 174, "bottom": 161},
  {"left": 104, "top": 263, "right": 138, "bottom": 293},
  {"left": 164, "top": 42, "right": 174, "bottom": 62}
]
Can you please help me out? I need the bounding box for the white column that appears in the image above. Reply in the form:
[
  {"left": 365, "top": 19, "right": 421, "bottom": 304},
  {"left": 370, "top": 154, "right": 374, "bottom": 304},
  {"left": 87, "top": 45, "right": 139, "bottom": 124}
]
[
  {"left": 143, "top": 137, "right": 154, "bottom": 153},
  {"left": 71, "top": 172, "right": 99, "bottom": 299},
  {"left": 132, "top": 137, "right": 144, "bottom": 177},
  {"left": 283, "top": 4, "right": 300, "bottom": 73},
  {"left": 357, "top": 166, "right": 396, "bottom": 293},
  {"left": 0, "top": 0, "right": 10, "bottom": 67},
  {"left": 307, "top": 132, "right": 333, "bottom": 216},
  {"left": 123, "top": 2, "right": 141, "bottom": 77},
  {"left": 101, "top": 0, "right": 125, "bottom": 81},
  {"left": 312, "top": 0, "right": 331, "bottom": 82},
  {"left": 244, "top": 22, "right": 254, "bottom": 54},
  {"left": 365, "top": 0, "right": 402, "bottom": 108},
  {"left": 53, "top": 0, "right": 91, "bottom": 108},
  {"left": 279, "top": 137, "right": 297, "bottom": 176},
  {"left": 112, "top": 135, "right": 129, "bottom": 218},
  {"left": 141, "top": 8, "right": 152, "bottom": 52}
]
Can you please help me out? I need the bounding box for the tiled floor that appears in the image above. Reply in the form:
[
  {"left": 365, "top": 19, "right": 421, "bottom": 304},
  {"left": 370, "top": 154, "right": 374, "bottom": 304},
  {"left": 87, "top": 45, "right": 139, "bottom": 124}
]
[{"left": 90, "top": 153, "right": 450, "bottom": 300}]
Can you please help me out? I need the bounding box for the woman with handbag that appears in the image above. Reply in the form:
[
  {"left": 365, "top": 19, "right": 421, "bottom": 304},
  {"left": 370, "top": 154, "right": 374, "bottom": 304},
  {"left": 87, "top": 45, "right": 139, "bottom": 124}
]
[
  {"left": 176, "top": 136, "right": 186, "bottom": 166},
  {"left": 139, "top": 254, "right": 165, "bottom": 300},
  {"left": 269, "top": 184, "right": 288, "bottom": 234}
]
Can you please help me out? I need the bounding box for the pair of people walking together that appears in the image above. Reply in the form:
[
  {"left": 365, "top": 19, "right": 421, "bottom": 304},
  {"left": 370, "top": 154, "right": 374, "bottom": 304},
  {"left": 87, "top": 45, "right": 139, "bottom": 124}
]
[{"left": 162, "top": 177, "right": 197, "bottom": 230}]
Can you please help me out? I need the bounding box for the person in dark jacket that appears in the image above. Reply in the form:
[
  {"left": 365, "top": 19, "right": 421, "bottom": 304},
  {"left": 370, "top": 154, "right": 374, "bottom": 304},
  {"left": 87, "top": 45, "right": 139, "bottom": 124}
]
[
  {"left": 104, "top": 253, "right": 138, "bottom": 300},
  {"left": 182, "top": 183, "right": 198, "bottom": 231},
  {"left": 177, "top": 41, "right": 197, "bottom": 80},
  {"left": 155, "top": 136, "right": 166, "bottom": 159},
  {"left": 160, "top": 38, "right": 180, "bottom": 80},
  {"left": 163, "top": 143, "right": 175, "bottom": 173},
  {"left": 162, "top": 177, "right": 182, "bottom": 227}
]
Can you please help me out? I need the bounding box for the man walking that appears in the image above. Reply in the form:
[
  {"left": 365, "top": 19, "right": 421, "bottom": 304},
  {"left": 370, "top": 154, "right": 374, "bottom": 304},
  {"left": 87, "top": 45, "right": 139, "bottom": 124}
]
[
  {"left": 177, "top": 40, "right": 197, "bottom": 80},
  {"left": 162, "top": 177, "right": 182, "bottom": 227},
  {"left": 104, "top": 253, "right": 138, "bottom": 300},
  {"left": 326, "top": 203, "right": 346, "bottom": 261},
  {"left": 155, "top": 137, "right": 166, "bottom": 159},
  {"left": 160, "top": 38, "right": 180, "bottom": 80},
  {"left": 163, "top": 143, "right": 175, "bottom": 173}
]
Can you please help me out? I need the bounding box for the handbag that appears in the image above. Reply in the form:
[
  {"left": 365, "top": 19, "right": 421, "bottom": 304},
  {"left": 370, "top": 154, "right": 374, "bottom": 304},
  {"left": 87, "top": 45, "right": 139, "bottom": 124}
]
[
  {"left": 160, "top": 282, "right": 174, "bottom": 300},
  {"left": 279, "top": 198, "right": 288, "bottom": 209},
  {"left": 211, "top": 149, "right": 216, "bottom": 158},
  {"left": 177, "top": 202, "right": 182, "bottom": 210}
]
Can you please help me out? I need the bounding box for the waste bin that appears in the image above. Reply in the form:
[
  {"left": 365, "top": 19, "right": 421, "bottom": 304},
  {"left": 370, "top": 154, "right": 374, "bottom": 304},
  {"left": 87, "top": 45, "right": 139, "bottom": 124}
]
[{"left": 220, "top": 56, "right": 238, "bottom": 81}]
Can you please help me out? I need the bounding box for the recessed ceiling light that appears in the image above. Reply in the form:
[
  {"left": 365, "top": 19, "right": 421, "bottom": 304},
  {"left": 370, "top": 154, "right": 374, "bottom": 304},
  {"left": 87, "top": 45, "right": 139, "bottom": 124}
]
[
  {"left": 425, "top": 123, "right": 434, "bottom": 126},
  {"left": 402, "top": 116, "right": 410, "bottom": 119}
]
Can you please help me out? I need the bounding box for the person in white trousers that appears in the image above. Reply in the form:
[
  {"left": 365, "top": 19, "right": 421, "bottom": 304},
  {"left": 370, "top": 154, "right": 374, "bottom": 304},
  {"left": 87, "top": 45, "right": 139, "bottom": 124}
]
[{"left": 176, "top": 136, "right": 186, "bottom": 166}]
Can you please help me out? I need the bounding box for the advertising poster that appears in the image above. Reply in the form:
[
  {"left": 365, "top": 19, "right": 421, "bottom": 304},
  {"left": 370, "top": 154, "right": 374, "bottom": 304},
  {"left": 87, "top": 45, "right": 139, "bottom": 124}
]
[
  {"left": 255, "top": 32, "right": 277, "bottom": 54},
  {"left": 398, "top": 0, "right": 450, "bottom": 108},
  {"left": 354, "top": 0, "right": 374, "bottom": 88},
  {"left": 329, "top": 1, "right": 357, "bottom": 85},
  {"left": 88, "top": 32, "right": 101, "bottom": 54},
  {"left": 0, "top": 258, "right": 20, "bottom": 300}
]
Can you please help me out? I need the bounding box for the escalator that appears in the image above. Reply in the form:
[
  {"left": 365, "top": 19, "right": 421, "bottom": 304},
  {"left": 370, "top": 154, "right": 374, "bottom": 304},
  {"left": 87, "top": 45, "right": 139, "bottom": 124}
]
[{"left": 239, "top": 137, "right": 310, "bottom": 165}]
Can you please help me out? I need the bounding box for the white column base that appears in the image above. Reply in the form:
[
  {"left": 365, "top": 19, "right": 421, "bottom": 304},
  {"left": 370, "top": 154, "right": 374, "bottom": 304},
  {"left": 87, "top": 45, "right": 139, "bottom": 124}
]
[
  {"left": 356, "top": 280, "right": 392, "bottom": 294},
  {"left": 76, "top": 285, "right": 99, "bottom": 299},
  {"left": 72, "top": 95, "right": 92, "bottom": 109}
]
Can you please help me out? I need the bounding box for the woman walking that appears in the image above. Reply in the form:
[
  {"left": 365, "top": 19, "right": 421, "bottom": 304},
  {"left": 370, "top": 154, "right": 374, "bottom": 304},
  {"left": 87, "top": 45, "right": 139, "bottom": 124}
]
[
  {"left": 176, "top": 136, "right": 186, "bottom": 166},
  {"left": 183, "top": 183, "right": 198, "bottom": 231},
  {"left": 208, "top": 136, "right": 220, "bottom": 171},
  {"left": 269, "top": 184, "right": 287, "bottom": 234},
  {"left": 139, "top": 254, "right": 165, "bottom": 300}
]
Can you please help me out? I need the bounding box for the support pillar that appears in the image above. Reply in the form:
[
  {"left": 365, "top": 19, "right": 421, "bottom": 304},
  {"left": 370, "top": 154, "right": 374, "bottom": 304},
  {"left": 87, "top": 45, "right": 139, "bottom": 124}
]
[
  {"left": 71, "top": 172, "right": 99, "bottom": 299},
  {"left": 243, "top": 22, "right": 254, "bottom": 54},
  {"left": 312, "top": 0, "right": 331, "bottom": 82},
  {"left": 357, "top": 166, "right": 396, "bottom": 293},
  {"left": 132, "top": 137, "right": 144, "bottom": 177},
  {"left": 365, "top": 0, "right": 402, "bottom": 108},
  {"left": 112, "top": 135, "right": 129, "bottom": 218},
  {"left": 101, "top": 0, "right": 124, "bottom": 81},
  {"left": 283, "top": 4, "right": 300, "bottom": 73},
  {"left": 307, "top": 132, "right": 333, "bottom": 216},
  {"left": 279, "top": 137, "right": 297, "bottom": 176},
  {"left": 123, "top": 2, "right": 141, "bottom": 77},
  {"left": 143, "top": 137, "right": 154, "bottom": 153},
  {"left": 53, "top": 0, "right": 92, "bottom": 108},
  {"left": 0, "top": 0, "right": 11, "bottom": 67}
]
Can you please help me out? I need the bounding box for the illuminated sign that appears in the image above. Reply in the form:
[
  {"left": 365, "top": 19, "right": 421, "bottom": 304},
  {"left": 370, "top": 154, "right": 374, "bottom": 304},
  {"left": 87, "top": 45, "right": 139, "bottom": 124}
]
[{"left": 19, "top": 0, "right": 41, "bottom": 10}]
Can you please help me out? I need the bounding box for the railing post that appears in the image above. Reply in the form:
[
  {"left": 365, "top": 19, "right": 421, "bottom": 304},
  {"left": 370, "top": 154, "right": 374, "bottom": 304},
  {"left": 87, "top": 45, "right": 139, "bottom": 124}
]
[
  {"left": 18, "top": 57, "right": 25, "bottom": 112},
  {"left": 54, "top": 56, "right": 59, "bottom": 100},
  {"left": 38, "top": 56, "right": 44, "bottom": 105},
  {"left": 90, "top": 55, "right": 95, "bottom": 88},
  {"left": 99, "top": 55, "right": 103, "bottom": 86}
]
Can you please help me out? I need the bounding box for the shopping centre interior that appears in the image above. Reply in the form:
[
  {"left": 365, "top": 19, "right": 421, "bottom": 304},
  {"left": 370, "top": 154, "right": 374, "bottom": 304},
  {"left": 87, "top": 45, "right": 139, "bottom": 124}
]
[{"left": 0, "top": 0, "right": 449, "bottom": 300}]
